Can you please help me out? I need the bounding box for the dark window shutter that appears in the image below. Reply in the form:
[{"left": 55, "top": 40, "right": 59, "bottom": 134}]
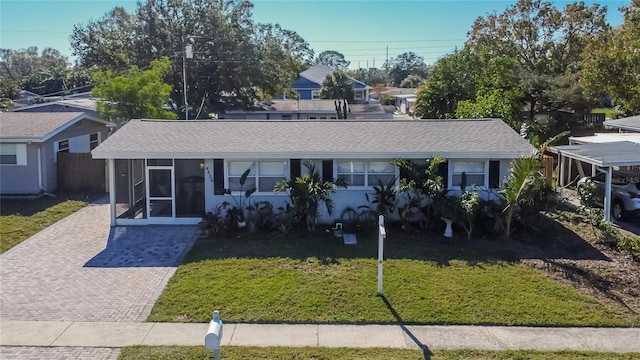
[
  {"left": 290, "top": 159, "right": 301, "bottom": 179},
  {"left": 399, "top": 166, "right": 409, "bottom": 181},
  {"left": 437, "top": 160, "right": 449, "bottom": 188},
  {"left": 322, "top": 160, "right": 333, "bottom": 181},
  {"left": 489, "top": 160, "right": 500, "bottom": 188},
  {"left": 213, "top": 159, "right": 225, "bottom": 195}
]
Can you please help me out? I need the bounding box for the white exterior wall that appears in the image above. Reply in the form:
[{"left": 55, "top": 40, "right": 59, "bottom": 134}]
[
  {"left": 0, "top": 143, "right": 41, "bottom": 194},
  {"left": 111, "top": 157, "right": 519, "bottom": 225}
]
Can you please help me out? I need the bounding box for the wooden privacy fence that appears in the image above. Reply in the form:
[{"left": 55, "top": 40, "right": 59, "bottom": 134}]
[
  {"left": 542, "top": 154, "right": 556, "bottom": 188},
  {"left": 57, "top": 152, "right": 105, "bottom": 193}
]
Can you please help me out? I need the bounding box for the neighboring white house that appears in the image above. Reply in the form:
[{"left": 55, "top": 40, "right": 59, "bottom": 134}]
[
  {"left": 0, "top": 112, "right": 110, "bottom": 194},
  {"left": 91, "top": 118, "right": 535, "bottom": 226},
  {"left": 222, "top": 99, "right": 393, "bottom": 120}
]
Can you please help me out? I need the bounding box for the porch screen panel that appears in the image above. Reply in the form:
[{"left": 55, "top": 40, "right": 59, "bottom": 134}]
[
  {"left": 115, "top": 159, "right": 146, "bottom": 219},
  {"left": 175, "top": 159, "right": 204, "bottom": 217}
]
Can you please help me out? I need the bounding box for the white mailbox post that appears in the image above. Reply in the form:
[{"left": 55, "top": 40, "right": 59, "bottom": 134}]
[
  {"left": 205, "top": 310, "right": 223, "bottom": 360},
  {"left": 377, "top": 215, "right": 386, "bottom": 296}
]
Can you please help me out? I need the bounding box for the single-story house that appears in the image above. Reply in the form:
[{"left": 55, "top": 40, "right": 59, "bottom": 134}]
[
  {"left": 222, "top": 99, "right": 392, "bottom": 120},
  {"left": 12, "top": 98, "right": 98, "bottom": 118},
  {"left": 292, "top": 64, "right": 372, "bottom": 103},
  {"left": 394, "top": 94, "right": 417, "bottom": 115},
  {"left": 91, "top": 118, "right": 535, "bottom": 226},
  {"left": 0, "top": 112, "right": 110, "bottom": 194}
]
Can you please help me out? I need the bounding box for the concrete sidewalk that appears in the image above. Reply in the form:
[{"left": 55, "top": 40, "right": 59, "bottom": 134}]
[{"left": 1, "top": 320, "right": 639, "bottom": 352}]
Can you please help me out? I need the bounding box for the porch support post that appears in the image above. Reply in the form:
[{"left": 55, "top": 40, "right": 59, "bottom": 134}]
[
  {"left": 108, "top": 158, "right": 116, "bottom": 226},
  {"left": 559, "top": 153, "right": 565, "bottom": 188},
  {"left": 604, "top": 166, "right": 612, "bottom": 223}
]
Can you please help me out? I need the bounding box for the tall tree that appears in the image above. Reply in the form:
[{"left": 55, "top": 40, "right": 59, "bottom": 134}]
[
  {"left": 413, "top": 49, "right": 480, "bottom": 119},
  {"left": 0, "top": 47, "right": 70, "bottom": 95},
  {"left": 92, "top": 57, "right": 176, "bottom": 126},
  {"left": 320, "top": 70, "right": 354, "bottom": 102},
  {"left": 71, "top": 0, "right": 312, "bottom": 113},
  {"left": 581, "top": 0, "right": 640, "bottom": 114},
  {"left": 456, "top": 55, "right": 525, "bottom": 128},
  {"left": 70, "top": 7, "right": 137, "bottom": 71},
  {"left": 315, "top": 50, "right": 350, "bottom": 70},
  {"left": 466, "top": 0, "right": 609, "bottom": 119},
  {"left": 384, "top": 51, "right": 427, "bottom": 87},
  {"left": 254, "top": 24, "right": 314, "bottom": 99}
]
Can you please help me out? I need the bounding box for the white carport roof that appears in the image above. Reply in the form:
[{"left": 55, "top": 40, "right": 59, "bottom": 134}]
[
  {"left": 604, "top": 115, "right": 640, "bottom": 132},
  {"left": 569, "top": 133, "right": 640, "bottom": 145},
  {"left": 553, "top": 141, "right": 640, "bottom": 167}
]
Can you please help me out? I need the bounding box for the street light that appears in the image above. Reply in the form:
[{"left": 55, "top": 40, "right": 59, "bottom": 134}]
[{"left": 183, "top": 35, "right": 194, "bottom": 120}]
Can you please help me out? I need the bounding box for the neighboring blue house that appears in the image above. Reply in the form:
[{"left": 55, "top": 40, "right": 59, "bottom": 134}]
[{"left": 292, "top": 64, "right": 371, "bottom": 103}]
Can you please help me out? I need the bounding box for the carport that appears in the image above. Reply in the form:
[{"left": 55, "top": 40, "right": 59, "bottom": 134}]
[{"left": 553, "top": 141, "right": 640, "bottom": 222}]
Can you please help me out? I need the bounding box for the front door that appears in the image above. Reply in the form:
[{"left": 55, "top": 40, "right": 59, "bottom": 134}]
[{"left": 147, "top": 167, "right": 174, "bottom": 221}]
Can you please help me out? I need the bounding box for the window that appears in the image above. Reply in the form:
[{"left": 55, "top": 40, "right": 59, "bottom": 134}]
[
  {"left": 0, "top": 144, "right": 17, "bottom": 165},
  {"left": 451, "top": 161, "right": 486, "bottom": 188},
  {"left": 308, "top": 116, "right": 317, "bottom": 120},
  {"left": 354, "top": 91, "right": 365, "bottom": 100},
  {"left": 336, "top": 160, "right": 396, "bottom": 187},
  {"left": 1, "top": 144, "right": 27, "bottom": 166},
  {"left": 227, "top": 160, "right": 287, "bottom": 193},
  {"left": 57, "top": 139, "right": 69, "bottom": 153},
  {"left": 367, "top": 161, "right": 396, "bottom": 186},
  {"left": 311, "top": 90, "right": 321, "bottom": 100},
  {"left": 90, "top": 133, "right": 100, "bottom": 150}
]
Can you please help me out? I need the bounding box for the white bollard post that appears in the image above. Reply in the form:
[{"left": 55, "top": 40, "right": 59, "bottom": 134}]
[
  {"left": 205, "top": 310, "right": 223, "bottom": 360},
  {"left": 377, "top": 215, "right": 386, "bottom": 296}
]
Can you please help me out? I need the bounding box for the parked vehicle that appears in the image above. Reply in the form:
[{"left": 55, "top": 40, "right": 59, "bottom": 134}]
[{"left": 577, "top": 170, "right": 640, "bottom": 221}]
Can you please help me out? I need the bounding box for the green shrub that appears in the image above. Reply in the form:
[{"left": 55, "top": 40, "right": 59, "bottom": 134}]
[{"left": 618, "top": 235, "right": 640, "bottom": 260}]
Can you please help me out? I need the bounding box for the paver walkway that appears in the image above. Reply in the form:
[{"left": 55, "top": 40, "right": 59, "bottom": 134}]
[{"left": 0, "top": 197, "right": 198, "bottom": 322}]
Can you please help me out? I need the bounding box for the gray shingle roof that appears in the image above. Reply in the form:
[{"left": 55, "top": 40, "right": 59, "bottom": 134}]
[
  {"left": 92, "top": 119, "right": 535, "bottom": 159},
  {"left": 604, "top": 116, "right": 640, "bottom": 132},
  {"left": 0, "top": 112, "right": 87, "bottom": 139},
  {"left": 299, "top": 64, "right": 371, "bottom": 89},
  {"left": 299, "top": 64, "right": 335, "bottom": 85}
]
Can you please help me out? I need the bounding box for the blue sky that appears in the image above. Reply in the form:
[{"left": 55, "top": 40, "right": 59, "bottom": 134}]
[{"left": 0, "top": 0, "right": 628, "bottom": 67}]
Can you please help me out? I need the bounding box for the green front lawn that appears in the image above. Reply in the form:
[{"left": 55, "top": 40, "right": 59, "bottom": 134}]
[
  {"left": 119, "top": 346, "right": 640, "bottom": 360},
  {"left": 0, "top": 194, "right": 99, "bottom": 254},
  {"left": 591, "top": 107, "right": 618, "bottom": 119},
  {"left": 148, "top": 231, "right": 637, "bottom": 326}
]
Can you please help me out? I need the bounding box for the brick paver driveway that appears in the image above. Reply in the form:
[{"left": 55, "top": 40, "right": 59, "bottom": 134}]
[{"left": 0, "top": 197, "right": 198, "bottom": 322}]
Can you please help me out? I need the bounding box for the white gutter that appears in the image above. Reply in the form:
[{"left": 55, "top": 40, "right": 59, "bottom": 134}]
[{"left": 37, "top": 146, "right": 44, "bottom": 191}]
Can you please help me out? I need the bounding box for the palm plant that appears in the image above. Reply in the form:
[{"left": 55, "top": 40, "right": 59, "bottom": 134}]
[
  {"left": 500, "top": 156, "right": 544, "bottom": 238},
  {"left": 392, "top": 158, "right": 446, "bottom": 229},
  {"left": 274, "top": 161, "right": 347, "bottom": 231}
]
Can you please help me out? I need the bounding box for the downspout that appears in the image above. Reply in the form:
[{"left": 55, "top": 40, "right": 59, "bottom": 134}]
[
  {"left": 109, "top": 159, "right": 116, "bottom": 226},
  {"left": 37, "top": 146, "right": 44, "bottom": 192}
]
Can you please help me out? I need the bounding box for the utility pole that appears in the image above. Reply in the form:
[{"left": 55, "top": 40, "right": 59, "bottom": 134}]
[
  {"left": 182, "top": 34, "right": 194, "bottom": 120},
  {"left": 386, "top": 45, "right": 389, "bottom": 67}
]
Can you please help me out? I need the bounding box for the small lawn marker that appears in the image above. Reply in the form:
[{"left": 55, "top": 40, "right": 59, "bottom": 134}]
[{"left": 378, "top": 215, "right": 386, "bottom": 296}]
